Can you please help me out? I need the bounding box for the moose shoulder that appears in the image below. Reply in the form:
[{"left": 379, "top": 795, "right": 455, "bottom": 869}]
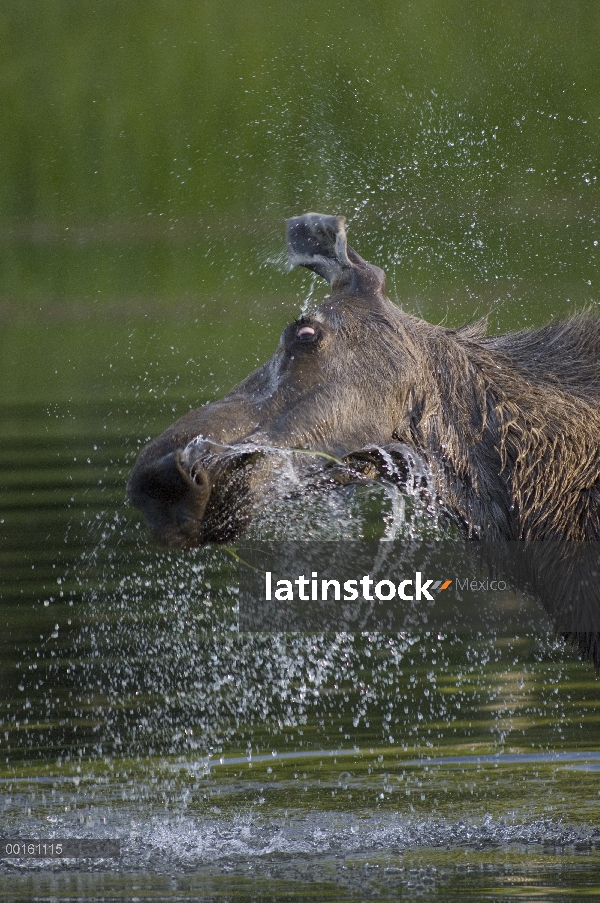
[{"left": 128, "top": 212, "right": 600, "bottom": 551}]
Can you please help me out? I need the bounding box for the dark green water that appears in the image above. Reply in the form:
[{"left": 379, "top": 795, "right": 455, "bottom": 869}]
[{"left": 1, "top": 3, "right": 600, "bottom": 900}]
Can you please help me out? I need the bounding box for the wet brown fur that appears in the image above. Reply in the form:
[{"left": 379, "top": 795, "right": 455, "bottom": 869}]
[{"left": 387, "top": 309, "right": 600, "bottom": 542}]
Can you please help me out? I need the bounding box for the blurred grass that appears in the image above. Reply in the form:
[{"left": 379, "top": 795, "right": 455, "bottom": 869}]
[
  {"left": 2, "top": 1, "right": 599, "bottom": 220},
  {"left": 0, "top": 0, "right": 598, "bottom": 314}
]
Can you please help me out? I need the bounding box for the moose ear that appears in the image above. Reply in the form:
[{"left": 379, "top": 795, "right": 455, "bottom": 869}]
[{"left": 286, "top": 213, "right": 386, "bottom": 298}]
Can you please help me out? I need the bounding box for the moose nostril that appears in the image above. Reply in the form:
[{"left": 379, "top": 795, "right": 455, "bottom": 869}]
[
  {"left": 190, "top": 462, "right": 211, "bottom": 490},
  {"left": 129, "top": 452, "right": 189, "bottom": 504}
]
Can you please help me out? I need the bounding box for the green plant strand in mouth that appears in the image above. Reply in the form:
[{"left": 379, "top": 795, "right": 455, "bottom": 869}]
[{"left": 288, "top": 447, "right": 343, "bottom": 465}]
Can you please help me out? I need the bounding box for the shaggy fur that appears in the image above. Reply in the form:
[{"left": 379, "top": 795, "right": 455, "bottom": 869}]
[{"left": 391, "top": 310, "right": 600, "bottom": 542}]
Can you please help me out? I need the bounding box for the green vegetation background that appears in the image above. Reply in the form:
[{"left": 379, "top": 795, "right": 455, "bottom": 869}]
[{"left": 0, "top": 1, "right": 598, "bottom": 404}]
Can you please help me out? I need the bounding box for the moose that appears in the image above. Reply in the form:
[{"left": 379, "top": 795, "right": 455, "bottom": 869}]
[
  {"left": 128, "top": 213, "right": 600, "bottom": 660},
  {"left": 128, "top": 212, "right": 600, "bottom": 546}
]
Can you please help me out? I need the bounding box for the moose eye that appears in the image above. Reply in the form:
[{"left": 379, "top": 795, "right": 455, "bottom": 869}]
[
  {"left": 284, "top": 319, "right": 324, "bottom": 350},
  {"left": 296, "top": 325, "right": 316, "bottom": 339}
]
